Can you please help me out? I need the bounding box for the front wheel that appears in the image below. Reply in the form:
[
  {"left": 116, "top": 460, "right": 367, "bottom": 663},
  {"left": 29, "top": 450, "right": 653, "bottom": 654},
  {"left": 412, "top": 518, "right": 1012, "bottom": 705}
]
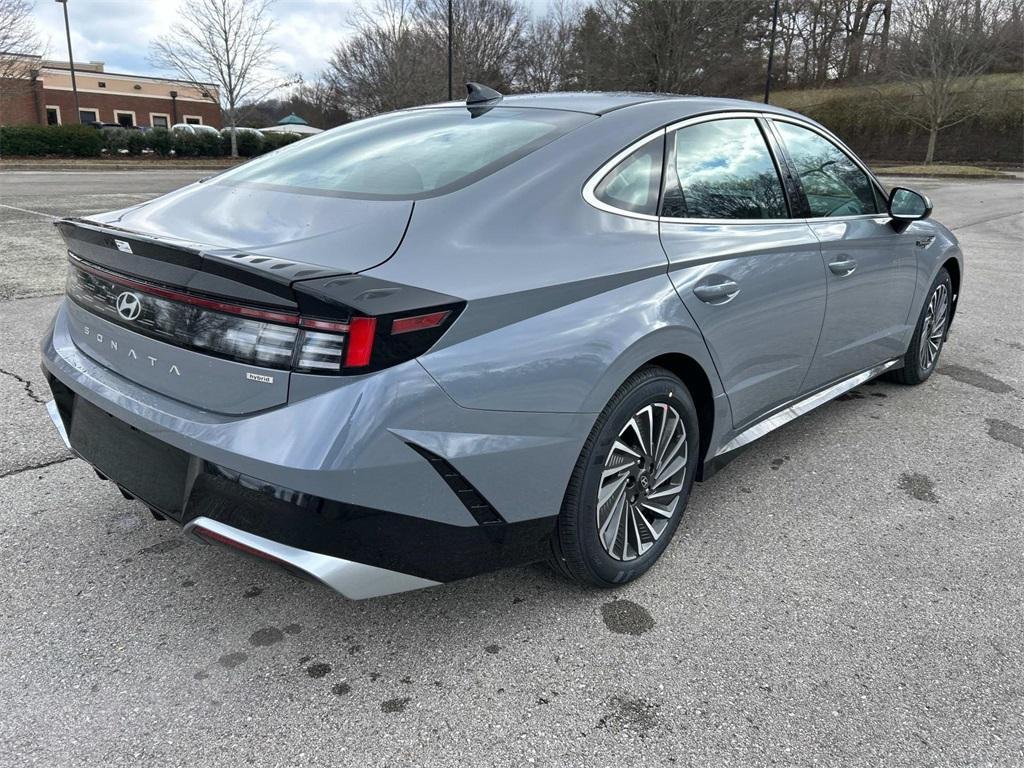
[
  {"left": 548, "top": 366, "right": 699, "bottom": 587},
  {"left": 889, "top": 268, "right": 952, "bottom": 385}
]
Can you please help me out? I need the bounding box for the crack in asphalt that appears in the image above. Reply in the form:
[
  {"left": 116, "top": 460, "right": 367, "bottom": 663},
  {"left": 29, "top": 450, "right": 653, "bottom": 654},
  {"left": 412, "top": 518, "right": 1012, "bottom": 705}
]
[
  {"left": 0, "top": 366, "right": 47, "bottom": 404},
  {"left": 0, "top": 455, "right": 74, "bottom": 479}
]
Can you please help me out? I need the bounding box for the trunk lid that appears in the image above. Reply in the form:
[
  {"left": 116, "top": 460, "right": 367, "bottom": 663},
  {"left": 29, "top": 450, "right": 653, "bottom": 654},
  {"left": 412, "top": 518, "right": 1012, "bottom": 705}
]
[
  {"left": 92, "top": 179, "right": 413, "bottom": 275},
  {"left": 56, "top": 184, "right": 414, "bottom": 415}
]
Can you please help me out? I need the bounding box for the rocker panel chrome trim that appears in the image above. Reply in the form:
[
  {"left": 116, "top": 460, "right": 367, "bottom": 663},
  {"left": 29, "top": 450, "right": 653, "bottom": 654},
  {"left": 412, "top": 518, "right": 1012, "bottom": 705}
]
[
  {"left": 184, "top": 516, "right": 441, "bottom": 599},
  {"left": 714, "top": 359, "right": 900, "bottom": 457}
]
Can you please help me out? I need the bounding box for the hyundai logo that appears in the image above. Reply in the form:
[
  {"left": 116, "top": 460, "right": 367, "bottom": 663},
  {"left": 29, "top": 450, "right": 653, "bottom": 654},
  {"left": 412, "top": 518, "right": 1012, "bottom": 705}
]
[{"left": 116, "top": 291, "right": 142, "bottom": 321}]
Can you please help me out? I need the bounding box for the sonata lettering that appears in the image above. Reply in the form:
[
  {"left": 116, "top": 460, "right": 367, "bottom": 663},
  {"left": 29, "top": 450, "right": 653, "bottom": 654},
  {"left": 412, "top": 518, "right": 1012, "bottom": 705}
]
[{"left": 80, "top": 324, "right": 181, "bottom": 376}]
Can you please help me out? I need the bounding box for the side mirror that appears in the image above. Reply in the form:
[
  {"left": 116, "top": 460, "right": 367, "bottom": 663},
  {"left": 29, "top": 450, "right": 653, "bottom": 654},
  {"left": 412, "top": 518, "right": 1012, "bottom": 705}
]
[{"left": 888, "top": 187, "right": 932, "bottom": 229}]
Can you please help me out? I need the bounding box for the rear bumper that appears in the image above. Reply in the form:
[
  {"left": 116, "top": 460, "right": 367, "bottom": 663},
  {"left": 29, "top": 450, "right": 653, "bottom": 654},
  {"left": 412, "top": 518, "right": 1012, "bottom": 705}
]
[
  {"left": 42, "top": 300, "right": 589, "bottom": 596},
  {"left": 184, "top": 517, "right": 440, "bottom": 600}
]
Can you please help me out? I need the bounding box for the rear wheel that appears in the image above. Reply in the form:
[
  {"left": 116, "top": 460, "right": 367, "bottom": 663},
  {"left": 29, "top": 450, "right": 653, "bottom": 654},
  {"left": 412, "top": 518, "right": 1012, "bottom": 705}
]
[
  {"left": 549, "top": 366, "right": 699, "bottom": 587},
  {"left": 889, "top": 268, "right": 952, "bottom": 385}
]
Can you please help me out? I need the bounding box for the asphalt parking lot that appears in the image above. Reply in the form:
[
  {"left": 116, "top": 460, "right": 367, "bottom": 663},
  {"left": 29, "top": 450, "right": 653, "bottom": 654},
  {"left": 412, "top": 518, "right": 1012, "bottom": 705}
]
[{"left": 0, "top": 169, "right": 1022, "bottom": 767}]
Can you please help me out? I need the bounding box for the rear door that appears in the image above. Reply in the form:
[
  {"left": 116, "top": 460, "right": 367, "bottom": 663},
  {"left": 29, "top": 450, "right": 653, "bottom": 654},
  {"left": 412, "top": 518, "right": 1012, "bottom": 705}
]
[
  {"left": 659, "top": 115, "right": 827, "bottom": 428},
  {"left": 769, "top": 118, "right": 918, "bottom": 390}
]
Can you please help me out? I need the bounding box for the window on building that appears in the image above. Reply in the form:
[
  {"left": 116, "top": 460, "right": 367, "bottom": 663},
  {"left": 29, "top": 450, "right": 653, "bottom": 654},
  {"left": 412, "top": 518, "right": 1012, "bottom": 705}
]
[
  {"left": 150, "top": 114, "right": 169, "bottom": 130},
  {"left": 114, "top": 111, "right": 135, "bottom": 128},
  {"left": 184, "top": 116, "right": 202, "bottom": 125},
  {"left": 98, "top": 81, "right": 106, "bottom": 88},
  {"left": 46, "top": 107, "right": 61, "bottom": 125},
  {"left": 79, "top": 109, "right": 99, "bottom": 124}
]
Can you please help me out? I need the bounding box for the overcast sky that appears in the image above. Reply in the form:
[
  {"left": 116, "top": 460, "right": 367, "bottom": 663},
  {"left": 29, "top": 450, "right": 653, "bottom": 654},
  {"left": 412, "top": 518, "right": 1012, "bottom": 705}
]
[{"left": 33, "top": 0, "right": 551, "bottom": 87}]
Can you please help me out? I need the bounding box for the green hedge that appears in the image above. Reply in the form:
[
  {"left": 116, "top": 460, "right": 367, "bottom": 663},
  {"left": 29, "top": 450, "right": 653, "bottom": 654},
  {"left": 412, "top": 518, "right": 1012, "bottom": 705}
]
[
  {"left": 798, "top": 90, "right": 1024, "bottom": 164},
  {"left": 0, "top": 124, "right": 304, "bottom": 158},
  {"left": 0, "top": 124, "right": 104, "bottom": 157}
]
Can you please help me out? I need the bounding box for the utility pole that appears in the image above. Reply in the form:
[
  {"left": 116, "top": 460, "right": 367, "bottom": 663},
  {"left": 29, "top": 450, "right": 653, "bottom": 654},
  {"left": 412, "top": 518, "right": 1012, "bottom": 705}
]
[
  {"left": 54, "top": 0, "right": 81, "bottom": 123},
  {"left": 447, "top": 0, "right": 453, "bottom": 101},
  {"left": 763, "top": 0, "right": 780, "bottom": 104}
]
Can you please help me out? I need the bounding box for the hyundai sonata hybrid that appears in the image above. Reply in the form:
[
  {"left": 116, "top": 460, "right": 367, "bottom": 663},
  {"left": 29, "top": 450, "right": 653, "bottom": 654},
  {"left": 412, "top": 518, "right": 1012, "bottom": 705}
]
[{"left": 41, "top": 85, "right": 962, "bottom": 599}]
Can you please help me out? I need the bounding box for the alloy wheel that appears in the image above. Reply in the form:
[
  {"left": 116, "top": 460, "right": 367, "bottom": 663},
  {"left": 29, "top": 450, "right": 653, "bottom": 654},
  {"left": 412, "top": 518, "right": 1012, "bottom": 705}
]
[
  {"left": 918, "top": 282, "right": 949, "bottom": 372},
  {"left": 597, "top": 402, "right": 688, "bottom": 561}
]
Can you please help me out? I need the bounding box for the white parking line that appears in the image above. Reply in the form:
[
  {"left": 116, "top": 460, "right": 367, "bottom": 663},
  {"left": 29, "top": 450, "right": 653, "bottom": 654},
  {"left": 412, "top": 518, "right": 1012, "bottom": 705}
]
[{"left": 0, "top": 203, "right": 57, "bottom": 220}]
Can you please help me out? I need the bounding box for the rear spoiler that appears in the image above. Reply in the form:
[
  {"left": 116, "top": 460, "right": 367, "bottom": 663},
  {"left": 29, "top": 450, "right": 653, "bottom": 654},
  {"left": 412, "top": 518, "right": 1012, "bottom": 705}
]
[
  {"left": 56, "top": 217, "right": 463, "bottom": 321},
  {"left": 55, "top": 217, "right": 343, "bottom": 309}
]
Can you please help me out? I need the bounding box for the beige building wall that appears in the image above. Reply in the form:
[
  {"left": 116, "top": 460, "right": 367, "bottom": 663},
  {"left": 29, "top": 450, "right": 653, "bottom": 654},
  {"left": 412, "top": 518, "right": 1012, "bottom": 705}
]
[{"left": 39, "top": 69, "right": 218, "bottom": 105}]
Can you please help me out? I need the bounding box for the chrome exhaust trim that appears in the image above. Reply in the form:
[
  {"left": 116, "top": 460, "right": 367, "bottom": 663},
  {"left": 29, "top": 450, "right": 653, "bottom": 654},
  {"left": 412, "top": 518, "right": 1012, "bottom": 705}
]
[{"left": 183, "top": 516, "right": 440, "bottom": 600}]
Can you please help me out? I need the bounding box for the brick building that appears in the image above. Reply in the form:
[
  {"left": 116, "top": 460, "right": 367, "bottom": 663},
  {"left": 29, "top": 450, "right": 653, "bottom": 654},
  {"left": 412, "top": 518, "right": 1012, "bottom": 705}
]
[{"left": 0, "top": 56, "right": 221, "bottom": 129}]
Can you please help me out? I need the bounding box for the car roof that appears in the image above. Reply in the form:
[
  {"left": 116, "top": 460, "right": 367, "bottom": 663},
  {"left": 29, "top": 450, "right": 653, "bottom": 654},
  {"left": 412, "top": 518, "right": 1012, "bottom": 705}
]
[{"left": 412, "top": 91, "right": 811, "bottom": 120}]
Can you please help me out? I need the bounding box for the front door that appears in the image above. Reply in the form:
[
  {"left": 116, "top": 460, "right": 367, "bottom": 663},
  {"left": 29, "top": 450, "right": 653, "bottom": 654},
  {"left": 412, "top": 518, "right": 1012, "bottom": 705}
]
[
  {"left": 771, "top": 119, "right": 918, "bottom": 390},
  {"left": 659, "top": 116, "right": 827, "bottom": 428}
]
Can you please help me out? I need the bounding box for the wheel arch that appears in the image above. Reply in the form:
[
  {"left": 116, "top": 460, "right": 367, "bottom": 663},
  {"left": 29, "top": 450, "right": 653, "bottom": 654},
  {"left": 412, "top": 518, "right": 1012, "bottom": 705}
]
[
  {"left": 646, "top": 353, "right": 716, "bottom": 479},
  {"left": 578, "top": 325, "right": 727, "bottom": 480},
  {"left": 941, "top": 256, "right": 961, "bottom": 336}
]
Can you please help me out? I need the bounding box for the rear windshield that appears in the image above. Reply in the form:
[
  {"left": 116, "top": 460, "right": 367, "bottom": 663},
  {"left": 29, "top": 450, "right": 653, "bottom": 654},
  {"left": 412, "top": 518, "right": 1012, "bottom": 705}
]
[{"left": 214, "top": 107, "right": 593, "bottom": 200}]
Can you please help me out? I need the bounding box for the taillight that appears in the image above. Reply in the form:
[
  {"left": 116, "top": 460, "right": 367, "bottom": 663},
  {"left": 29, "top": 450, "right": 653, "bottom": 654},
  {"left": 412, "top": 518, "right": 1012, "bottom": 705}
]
[
  {"left": 66, "top": 255, "right": 463, "bottom": 375},
  {"left": 344, "top": 316, "right": 377, "bottom": 367},
  {"left": 391, "top": 310, "right": 450, "bottom": 335},
  {"left": 294, "top": 330, "right": 346, "bottom": 372}
]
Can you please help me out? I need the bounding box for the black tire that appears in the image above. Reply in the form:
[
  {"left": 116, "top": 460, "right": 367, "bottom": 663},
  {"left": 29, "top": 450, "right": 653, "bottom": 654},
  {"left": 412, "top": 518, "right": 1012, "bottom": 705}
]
[
  {"left": 548, "top": 366, "right": 700, "bottom": 587},
  {"left": 888, "top": 267, "right": 952, "bottom": 385}
]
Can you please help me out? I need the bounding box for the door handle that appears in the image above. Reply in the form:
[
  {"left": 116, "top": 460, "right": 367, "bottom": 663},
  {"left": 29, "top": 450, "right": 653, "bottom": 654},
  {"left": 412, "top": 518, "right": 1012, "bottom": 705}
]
[
  {"left": 693, "top": 279, "right": 740, "bottom": 303},
  {"left": 828, "top": 258, "right": 857, "bottom": 276}
]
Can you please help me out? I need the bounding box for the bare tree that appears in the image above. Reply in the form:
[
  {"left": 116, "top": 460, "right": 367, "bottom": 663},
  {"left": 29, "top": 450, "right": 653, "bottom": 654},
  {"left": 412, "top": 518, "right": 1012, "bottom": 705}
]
[
  {"left": 326, "top": 0, "right": 433, "bottom": 117},
  {"left": 598, "top": 0, "right": 765, "bottom": 95},
  {"left": 326, "top": 0, "right": 528, "bottom": 116},
  {"left": 150, "top": 0, "right": 294, "bottom": 156},
  {"left": 415, "top": 0, "right": 529, "bottom": 96},
  {"left": 0, "top": 0, "right": 42, "bottom": 117},
  {"left": 883, "top": 0, "right": 1014, "bottom": 163},
  {"left": 292, "top": 75, "right": 350, "bottom": 128},
  {"left": 517, "top": 1, "right": 582, "bottom": 92}
]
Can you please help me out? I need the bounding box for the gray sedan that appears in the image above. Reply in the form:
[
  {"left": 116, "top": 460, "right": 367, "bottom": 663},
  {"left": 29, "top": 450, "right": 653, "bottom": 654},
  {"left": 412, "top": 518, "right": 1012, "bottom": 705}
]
[{"left": 41, "top": 85, "right": 962, "bottom": 598}]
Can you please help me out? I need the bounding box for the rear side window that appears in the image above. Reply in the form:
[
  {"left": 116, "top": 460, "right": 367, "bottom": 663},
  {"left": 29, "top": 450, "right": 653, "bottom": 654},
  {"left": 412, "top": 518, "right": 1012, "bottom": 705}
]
[
  {"left": 214, "top": 108, "right": 592, "bottom": 200},
  {"left": 662, "top": 118, "right": 788, "bottom": 220},
  {"left": 593, "top": 136, "right": 664, "bottom": 215},
  {"left": 773, "top": 120, "right": 878, "bottom": 217}
]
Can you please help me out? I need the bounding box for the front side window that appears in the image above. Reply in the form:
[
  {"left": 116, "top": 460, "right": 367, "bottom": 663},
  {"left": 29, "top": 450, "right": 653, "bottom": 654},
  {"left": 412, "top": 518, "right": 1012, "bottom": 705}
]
[
  {"left": 662, "top": 118, "right": 788, "bottom": 220},
  {"left": 593, "top": 136, "right": 663, "bottom": 215},
  {"left": 774, "top": 121, "right": 878, "bottom": 218},
  {"left": 215, "top": 107, "right": 593, "bottom": 200}
]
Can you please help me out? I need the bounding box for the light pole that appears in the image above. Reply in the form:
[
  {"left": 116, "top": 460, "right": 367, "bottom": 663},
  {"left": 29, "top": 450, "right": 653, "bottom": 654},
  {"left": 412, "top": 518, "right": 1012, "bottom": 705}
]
[
  {"left": 447, "top": 0, "right": 453, "bottom": 101},
  {"left": 54, "top": 0, "right": 81, "bottom": 123},
  {"left": 763, "top": 0, "right": 780, "bottom": 104}
]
